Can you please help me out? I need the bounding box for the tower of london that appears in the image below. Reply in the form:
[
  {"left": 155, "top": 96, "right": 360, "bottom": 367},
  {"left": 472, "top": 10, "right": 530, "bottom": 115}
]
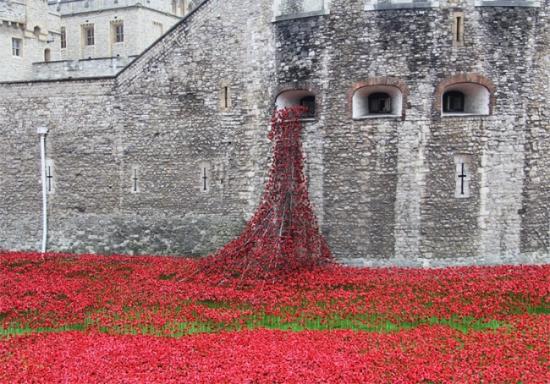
[{"left": 0, "top": 0, "right": 548, "bottom": 267}]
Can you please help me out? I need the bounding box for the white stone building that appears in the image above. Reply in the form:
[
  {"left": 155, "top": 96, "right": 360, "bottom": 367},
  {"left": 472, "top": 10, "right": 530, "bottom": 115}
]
[
  {"left": 1, "top": 0, "right": 194, "bottom": 81},
  {"left": 0, "top": 0, "right": 62, "bottom": 81}
]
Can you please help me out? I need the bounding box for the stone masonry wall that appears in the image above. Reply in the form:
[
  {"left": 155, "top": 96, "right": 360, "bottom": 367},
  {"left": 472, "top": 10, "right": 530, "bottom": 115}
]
[
  {"left": 0, "top": 0, "right": 548, "bottom": 266},
  {"left": 0, "top": 79, "right": 116, "bottom": 252}
]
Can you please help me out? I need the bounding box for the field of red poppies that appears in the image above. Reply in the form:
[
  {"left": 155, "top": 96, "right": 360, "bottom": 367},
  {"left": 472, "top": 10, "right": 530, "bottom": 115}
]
[{"left": 1, "top": 252, "right": 548, "bottom": 383}]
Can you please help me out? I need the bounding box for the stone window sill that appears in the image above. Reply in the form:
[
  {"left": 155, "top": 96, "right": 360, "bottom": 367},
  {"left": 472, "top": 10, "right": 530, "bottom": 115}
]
[
  {"left": 274, "top": 9, "right": 328, "bottom": 22},
  {"left": 281, "top": 117, "right": 316, "bottom": 123},
  {"left": 365, "top": 1, "right": 439, "bottom": 11},
  {"left": 475, "top": 0, "right": 540, "bottom": 7},
  {"left": 353, "top": 114, "right": 401, "bottom": 120},
  {"left": 442, "top": 113, "right": 489, "bottom": 118}
]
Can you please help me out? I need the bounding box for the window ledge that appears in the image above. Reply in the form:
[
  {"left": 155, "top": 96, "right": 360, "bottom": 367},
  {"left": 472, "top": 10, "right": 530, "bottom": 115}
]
[
  {"left": 274, "top": 9, "right": 328, "bottom": 22},
  {"left": 281, "top": 118, "right": 316, "bottom": 123},
  {"left": 365, "top": 1, "right": 439, "bottom": 11},
  {"left": 475, "top": 0, "right": 540, "bottom": 7},
  {"left": 353, "top": 114, "right": 401, "bottom": 120},
  {"left": 442, "top": 113, "right": 489, "bottom": 118}
]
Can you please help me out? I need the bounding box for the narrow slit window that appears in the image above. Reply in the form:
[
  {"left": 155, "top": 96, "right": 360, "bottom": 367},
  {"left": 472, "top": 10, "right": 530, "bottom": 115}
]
[
  {"left": 454, "top": 156, "right": 471, "bottom": 198},
  {"left": 223, "top": 86, "right": 229, "bottom": 109},
  {"left": 60, "top": 27, "right": 66, "bottom": 49},
  {"left": 46, "top": 159, "right": 55, "bottom": 194},
  {"left": 452, "top": 13, "right": 465, "bottom": 46},
  {"left": 131, "top": 167, "right": 139, "bottom": 193},
  {"left": 220, "top": 83, "right": 231, "bottom": 111},
  {"left": 200, "top": 164, "right": 210, "bottom": 193}
]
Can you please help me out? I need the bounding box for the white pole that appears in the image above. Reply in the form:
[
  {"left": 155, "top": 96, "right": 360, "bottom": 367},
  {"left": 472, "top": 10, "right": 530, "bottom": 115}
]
[{"left": 37, "top": 127, "right": 49, "bottom": 253}]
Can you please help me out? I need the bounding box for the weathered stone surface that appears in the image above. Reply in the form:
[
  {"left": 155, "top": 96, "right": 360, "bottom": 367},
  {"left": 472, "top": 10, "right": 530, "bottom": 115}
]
[{"left": 0, "top": 0, "right": 548, "bottom": 267}]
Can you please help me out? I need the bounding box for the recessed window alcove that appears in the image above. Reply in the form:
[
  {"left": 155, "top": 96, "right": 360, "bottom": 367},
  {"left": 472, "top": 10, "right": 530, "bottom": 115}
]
[
  {"left": 441, "top": 83, "right": 490, "bottom": 116},
  {"left": 352, "top": 85, "right": 403, "bottom": 119},
  {"left": 435, "top": 74, "right": 496, "bottom": 118},
  {"left": 276, "top": 90, "right": 316, "bottom": 119}
]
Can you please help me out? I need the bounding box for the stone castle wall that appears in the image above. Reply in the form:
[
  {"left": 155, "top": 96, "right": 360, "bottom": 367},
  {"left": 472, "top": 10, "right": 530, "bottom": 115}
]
[{"left": 0, "top": 0, "right": 548, "bottom": 266}]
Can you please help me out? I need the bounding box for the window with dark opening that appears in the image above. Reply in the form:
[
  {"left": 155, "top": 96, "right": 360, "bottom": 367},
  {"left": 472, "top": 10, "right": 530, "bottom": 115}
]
[
  {"left": 83, "top": 25, "right": 94, "bottom": 46},
  {"left": 443, "top": 91, "right": 465, "bottom": 113},
  {"left": 452, "top": 12, "right": 465, "bottom": 47},
  {"left": 44, "top": 48, "right": 51, "bottom": 62},
  {"left": 299, "top": 96, "right": 315, "bottom": 118},
  {"left": 368, "top": 92, "right": 392, "bottom": 114},
  {"left": 60, "top": 27, "right": 66, "bottom": 48},
  {"left": 455, "top": 16, "right": 463, "bottom": 43},
  {"left": 114, "top": 23, "right": 124, "bottom": 43},
  {"left": 223, "top": 86, "right": 229, "bottom": 109}
]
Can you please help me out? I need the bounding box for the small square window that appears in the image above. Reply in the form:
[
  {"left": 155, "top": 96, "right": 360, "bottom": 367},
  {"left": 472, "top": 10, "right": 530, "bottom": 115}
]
[{"left": 12, "top": 38, "right": 22, "bottom": 57}]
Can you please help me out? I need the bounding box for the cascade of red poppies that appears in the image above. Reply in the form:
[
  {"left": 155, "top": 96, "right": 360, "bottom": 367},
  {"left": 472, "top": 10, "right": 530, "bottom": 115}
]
[{"left": 201, "top": 106, "right": 333, "bottom": 279}]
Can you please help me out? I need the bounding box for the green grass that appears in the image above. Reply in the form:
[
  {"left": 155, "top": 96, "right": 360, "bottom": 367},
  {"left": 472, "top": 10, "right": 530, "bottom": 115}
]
[
  {"left": 527, "top": 305, "right": 550, "bottom": 315},
  {"left": 0, "top": 312, "right": 510, "bottom": 339},
  {"left": 0, "top": 321, "right": 92, "bottom": 337}
]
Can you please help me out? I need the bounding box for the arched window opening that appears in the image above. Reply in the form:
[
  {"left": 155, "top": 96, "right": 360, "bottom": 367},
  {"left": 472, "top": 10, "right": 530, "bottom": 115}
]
[
  {"left": 443, "top": 91, "right": 465, "bottom": 113},
  {"left": 352, "top": 85, "right": 403, "bottom": 118},
  {"left": 276, "top": 90, "right": 317, "bottom": 119},
  {"left": 44, "top": 48, "right": 51, "bottom": 62},
  {"left": 33, "top": 26, "right": 41, "bottom": 37},
  {"left": 441, "top": 83, "right": 490, "bottom": 116},
  {"left": 368, "top": 92, "right": 392, "bottom": 114}
]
